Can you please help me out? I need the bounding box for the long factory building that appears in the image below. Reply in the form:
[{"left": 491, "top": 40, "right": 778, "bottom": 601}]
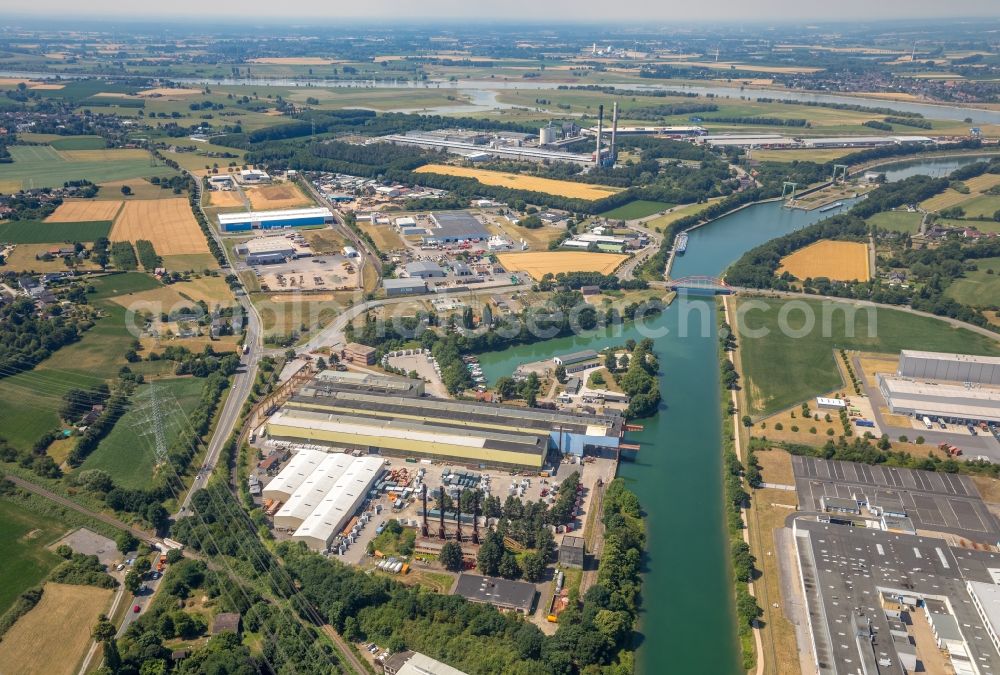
[
  {"left": 218, "top": 207, "right": 333, "bottom": 233},
  {"left": 878, "top": 350, "right": 1000, "bottom": 423},
  {"left": 264, "top": 449, "right": 383, "bottom": 551},
  {"left": 263, "top": 374, "right": 625, "bottom": 470}
]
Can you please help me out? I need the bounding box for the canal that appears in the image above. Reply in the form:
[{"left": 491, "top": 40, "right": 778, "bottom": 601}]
[
  {"left": 478, "top": 196, "right": 870, "bottom": 673},
  {"left": 477, "top": 155, "right": 981, "bottom": 673}
]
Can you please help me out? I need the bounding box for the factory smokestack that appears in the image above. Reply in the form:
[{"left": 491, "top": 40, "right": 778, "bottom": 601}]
[
  {"left": 595, "top": 104, "right": 604, "bottom": 165},
  {"left": 438, "top": 485, "right": 446, "bottom": 540},
  {"left": 456, "top": 489, "right": 463, "bottom": 542},
  {"left": 421, "top": 484, "right": 428, "bottom": 538},
  {"left": 610, "top": 101, "right": 619, "bottom": 167},
  {"left": 472, "top": 492, "right": 480, "bottom": 545}
]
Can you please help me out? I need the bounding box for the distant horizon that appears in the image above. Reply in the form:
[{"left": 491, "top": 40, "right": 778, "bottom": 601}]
[{"left": 2, "top": 4, "right": 999, "bottom": 25}]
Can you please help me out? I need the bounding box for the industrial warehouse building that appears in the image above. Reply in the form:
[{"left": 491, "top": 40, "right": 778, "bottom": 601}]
[
  {"left": 383, "top": 278, "right": 429, "bottom": 296},
  {"left": 267, "top": 452, "right": 383, "bottom": 551},
  {"left": 218, "top": 207, "right": 333, "bottom": 233},
  {"left": 423, "top": 212, "right": 491, "bottom": 245},
  {"left": 898, "top": 350, "right": 1000, "bottom": 386},
  {"left": 453, "top": 574, "right": 537, "bottom": 614},
  {"left": 234, "top": 237, "right": 298, "bottom": 265},
  {"left": 878, "top": 375, "right": 1000, "bottom": 423},
  {"left": 263, "top": 379, "right": 624, "bottom": 469},
  {"left": 304, "top": 370, "right": 425, "bottom": 397},
  {"left": 383, "top": 652, "right": 468, "bottom": 675},
  {"left": 405, "top": 261, "right": 446, "bottom": 278}
]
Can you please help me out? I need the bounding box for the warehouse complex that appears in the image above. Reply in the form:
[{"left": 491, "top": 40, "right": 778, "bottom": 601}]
[
  {"left": 878, "top": 350, "right": 1000, "bottom": 424},
  {"left": 218, "top": 207, "right": 333, "bottom": 232},
  {"left": 263, "top": 372, "right": 625, "bottom": 469},
  {"left": 266, "top": 450, "right": 383, "bottom": 551}
]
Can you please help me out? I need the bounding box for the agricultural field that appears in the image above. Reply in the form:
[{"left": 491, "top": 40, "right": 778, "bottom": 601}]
[
  {"left": 920, "top": 173, "right": 1000, "bottom": 212},
  {"left": 160, "top": 252, "right": 220, "bottom": 273},
  {"left": 17, "top": 134, "right": 107, "bottom": 150},
  {"left": 109, "top": 198, "right": 209, "bottom": 255},
  {"left": 3, "top": 244, "right": 104, "bottom": 273},
  {"left": 45, "top": 200, "right": 123, "bottom": 223},
  {"left": 0, "top": 220, "right": 112, "bottom": 244},
  {"left": 0, "top": 145, "right": 172, "bottom": 193},
  {"left": 245, "top": 183, "right": 314, "bottom": 210},
  {"left": 285, "top": 87, "right": 469, "bottom": 111},
  {"left": 867, "top": 210, "right": 924, "bottom": 233},
  {"left": 77, "top": 377, "right": 207, "bottom": 489},
  {"left": 645, "top": 198, "right": 726, "bottom": 231},
  {"left": 252, "top": 293, "right": 343, "bottom": 338},
  {"left": 96, "top": 179, "right": 183, "bottom": 201},
  {"left": 599, "top": 200, "right": 674, "bottom": 221},
  {"left": 414, "top": 164, "right": 621, "bottom": 201},
  {"left": 108, "top": 274, "right": 235, "bottom": 312},
  {"left": 0, "top": 582, "right": 113, "bottom": 675},
  {"left": 497, "top": 251, "right": 629, "bottom": 280},
  {"left": 751, "top": 148, "right": 858, "bottom": 163},
  {"left": 945, "top": 256, "right": 1000, "bottom": 308},
  {"left": 0, "top": 273, "right": 161, "bottom": 451},
  {"left": 776, "top": 240, "right": 871, "bottom": 282},
  {"left": 736, "top": 297, "right": 1000, "bottom": 416},
  {"left": 489, "top": 216, "right": 564, "bottom": 250},
  {"left": 0, "top": 501, "right": 66, "bottom": 614}
]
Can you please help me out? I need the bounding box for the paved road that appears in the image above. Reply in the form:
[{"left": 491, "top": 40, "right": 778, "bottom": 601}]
[{"left": 176, "top": 177, "right": 264, "bottom": 515}]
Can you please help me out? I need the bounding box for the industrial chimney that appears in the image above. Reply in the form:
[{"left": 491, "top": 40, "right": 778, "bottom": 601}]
[
  {"left": 595, "top": 104, "right": 604, "bottom": 165},
  {"left": 610, "top": 101, "right": 619, "bottom": 166},
  {"left": 472, "top": 492, "right": 480, "bottom": 545},
  {"left": 456, "top": 490, "right": 463, "bottom": 543},
  {"left": 438, "top": 485, "right": 446, "bottom": 540},
  {"left": 421, "top": 484, "right": 429, "bottom": 538}
]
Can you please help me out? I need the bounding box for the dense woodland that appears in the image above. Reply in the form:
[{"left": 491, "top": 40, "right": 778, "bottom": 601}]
[{"left": 0, "top": 297, "right": 89, "bottom": 380}]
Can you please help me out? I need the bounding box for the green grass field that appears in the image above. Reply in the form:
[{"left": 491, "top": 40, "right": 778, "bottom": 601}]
[
  {"left": 78, "top": 377, "right": 205, "bottom": 489},
  {"left": 0, "top": 145, "right": 174, "bottom": 193},
  {"left": 48, "top": 136, "right": 108, "bottom": 151},
  {"left": 960, "top": 195, "right": 1000, "bottom": 220},
  {"left": 0, "top": 220, "right": 112, "bottom": 244},
  {"left": 0, "top": 501, "right": 66, "bottom": 614},
  {"left": 599, "top": 200, "right": 675, "bottom": 221},
  {"left": 945, "top": 256, "right": 1000, "bottom": 308},
  {"left": 867, "top": 210, "right": 924, "bottom": 233},
  {"left": 737, "top": 297, "right": 1000, "bottom": 415},
  {"left": 0, "top": 273, "right": 162, "bottom": 451}
]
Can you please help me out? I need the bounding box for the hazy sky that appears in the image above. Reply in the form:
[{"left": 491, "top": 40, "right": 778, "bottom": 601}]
[{"left": 8, "top": 0, "right": 1000, "bottom": 22}]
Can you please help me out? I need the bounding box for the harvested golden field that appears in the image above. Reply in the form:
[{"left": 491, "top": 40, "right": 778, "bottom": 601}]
[
  {"left": 58, "top": 149, "right": 150, "bottom": 162},
  {"left": 110, "top": 198, "right": 209, "bottom": 255},
  {"left": 245, "top": 183, "right": 313, "bottom": 210},
  {"left": 4, "top": 244, "right": 103, "bottom": 273},
  {"left": 0, "top": 582, "right": 112, "bottom": 675},
  {"left": 141, "top": 335, "right": 241, "bottom": 353},
  {"left": 208, "top": 190, "right": 245, "bottom": 208},
  {"left": 414, "top": 165, "right": 621, "bottom": 201},
  {"left": 498, "top": 251, "right": 628, "bottom": 280},
  {"left": 45, "top": 200, "right": 122, "bottom": 222},
  {"left": 28, "top": 83, "right": 65, "bottom": 90},
  {"left": 777, "top": 240, "right": 870, "bottom": 282},
  {"left": 922, "top": 173, "right": 1000, "bottom": 212}
]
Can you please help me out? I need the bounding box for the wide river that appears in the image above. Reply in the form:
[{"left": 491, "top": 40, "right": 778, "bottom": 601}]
[{"left": 476, "top": 154, "right": 994, "bottom": 673}]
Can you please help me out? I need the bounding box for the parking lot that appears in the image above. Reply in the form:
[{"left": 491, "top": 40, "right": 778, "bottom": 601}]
[{"left": 257, "top": 256, "right": 360, "bottom": 292}]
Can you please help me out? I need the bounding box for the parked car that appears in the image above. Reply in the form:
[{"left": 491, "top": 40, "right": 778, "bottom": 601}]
[{"left": 133, "top": 605, "right": 141, "bottom": 614}]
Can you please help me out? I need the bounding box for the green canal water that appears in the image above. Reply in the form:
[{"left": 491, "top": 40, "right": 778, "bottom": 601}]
[
  {"left": 477, "top": 197, "right": 868, "bottom": 674},
  {"left": 478, "top": 155, "right": 975, "bottom": 672}
]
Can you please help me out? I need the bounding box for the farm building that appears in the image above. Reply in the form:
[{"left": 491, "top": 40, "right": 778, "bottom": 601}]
[
  {"left": 453, "top": 574, "right": 537, "bottom": 615},
  {"left": 383, "top": 651, "right": 468, "bottom": 675},
  {"left": 405, "top": 261, "right": 446, "bottom": 278},
  {"left": 384, "top": 278, "right": 429, "bottom": 296},
  {"left": 235, "top": 238, "right": 298, "bottom": 265},
  {"left": 218, "top": 207, "right": 333, "bottom": 232},
  {"left": 897, "top": 350, "right": 1000, "bottom": 386},
  {"left": 343, "top": 343, "right": 377, "bottom": 365},
  {"left": 264, "top": 386, "right": 625, "bottom": 468},
  {"left": 261, "top": 448, "right": 327, "bottom": 503},
  {"left": 424, "top": 211, "right": 491, "bottom": 244}
]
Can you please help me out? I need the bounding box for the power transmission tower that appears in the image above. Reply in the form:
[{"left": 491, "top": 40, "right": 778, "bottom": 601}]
[{"left": 130, "top": 385, "right": 181, "bottom": 466}]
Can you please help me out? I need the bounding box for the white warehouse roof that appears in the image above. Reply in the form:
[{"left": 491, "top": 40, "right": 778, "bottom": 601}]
[
  {"left": 273, "top": 453, "right": 356, "bottom": 529},
  {"left": 901, "top": 350, "right": 1000, "bottom": 366},
  {"left": 293, "top": 456, "right": 383, "bottom": 550},
  {"left": 261, "top": 448, "right": 326, "bottom": 502},
  {"left": 217, "top": 207, "right": 332, "bottom": 225}
]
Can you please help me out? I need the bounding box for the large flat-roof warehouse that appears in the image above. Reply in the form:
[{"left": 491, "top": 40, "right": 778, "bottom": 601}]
[
  {"left": 218, "top": 207, "right": 333, "bottom": 233},
  {"left": 263, "top": 372, "right": 624, "bottom": 469}
]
